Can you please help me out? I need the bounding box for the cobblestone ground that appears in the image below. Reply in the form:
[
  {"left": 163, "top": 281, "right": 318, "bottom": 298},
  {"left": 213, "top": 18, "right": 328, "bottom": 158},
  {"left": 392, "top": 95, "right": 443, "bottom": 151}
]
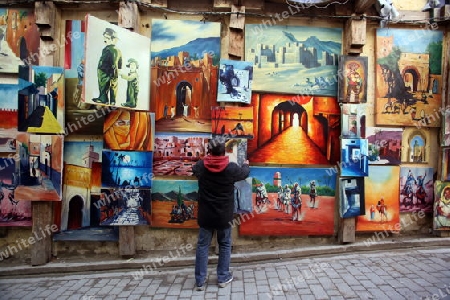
[{"left": 0, "top": 247, "right": 449, "bottom": 300}]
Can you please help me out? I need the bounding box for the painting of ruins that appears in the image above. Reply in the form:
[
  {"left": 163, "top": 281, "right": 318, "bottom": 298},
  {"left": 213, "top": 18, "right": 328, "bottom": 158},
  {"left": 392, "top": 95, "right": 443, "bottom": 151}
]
[
  {"left": 18, "top": 65, "right": 65, "bottom": 134},
  {"left": 248, "top": 93, "right": 340, "bottom": 165},
  {"left": 245, "top": 24, "right": 342, "bottom": 95},
  {"left": 212, "top": 106, "right": 253, "bottom": 139},
  {"left": 375, "top": 28, "right": 443, "bottom": 127},
  {"left": 338, "top": 55, "right": 368, "bottom": 103},
  {"left": 83, "top": 15, "right": 151, "bottom": 111},
  {"left": 0, "top": 8, "right": 40, "bottom": 73},
  {"left": 433, "top": 181, "right": 450, "bottom": 230},
  {"left": 340, "top": 177, "right": 365, "bottom": 218},
  {"left": 340, "top": 138, "right": 369, "bottom": 177},
  {"left": 239, "top": 167, "right": 336, "bottom": 236},
  {"left": 103, "top": 109, "right": 155, "bottom": 151},
  {"left": 365, "top": 127, "right": 402, "bottom": 165},
  {"left": 151, "top": 179, "right": 199, "bottom": 229},
  {"left": 399, "top": 167, "right": 434, "bottom": 213},
  {"left": 0, "top": 158, "right": 32, "bottom": 226},
  {"left": 153, "top": 132, "right": 209, "bottom": 176},
  {"left": 341, "top": 103, "right": 367, "bottom": 138},
  {"left": 150, "top": 20, "right": 220, "bottom": 133},
  {"left": 217, "top": 59, "right": 253, "bottom": 104},
  {"left": 356, "top": 166, "right": 400, "bottom": 232},
  {"left": 14, "top": 133, "right": 63, "bottom": 201},
  {"left": 401, "top": 128, "right": 429, "bottom": 163}
]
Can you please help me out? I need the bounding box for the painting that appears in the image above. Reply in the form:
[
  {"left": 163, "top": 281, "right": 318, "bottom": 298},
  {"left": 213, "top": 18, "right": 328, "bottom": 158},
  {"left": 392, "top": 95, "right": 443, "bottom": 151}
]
[
  {"left": 217, "top": 59, "right": 252, "bottom": 104},
  {"left": 103, "top": 109, "right": 155, "bottom": 151},
  {"left": 401, "top": 128, "right": 429, "bottom": 163},
  {"left": 151, "top": 179, "right": 198, "bottom": 229},
  {"left": 234, "top": 177, "right": 253, "bottom": 214},
  {"left": 340, "top": 177, "right": 365, "bottom": 218},
  {"left": 245, "top": 24, "right": 342, "bottom": 95},
  {"left": 338, "top": 56, "right": 368, "bottom": 103},
  {"left": 375, "top": 28, "right": 443, "bottom": 127},
  {"left": 341, "top": 103, "right": 367, "bottom": 138},
  {"left": 248, "top": 93, "right": 340, "bottom": 165},
  {"left": 356, "top": 166, "right": 400, "bottom": 232},
  {"left": 96, "top": 188, "right": 151, "bottom": 226},
  {"left": 18, "top": 65, "right": 65, "bottom": 134},
  {"left": 238, "top": 167, "right": 336, "bottom": 236},
  {"left": 150, "top": 19, "right": 221, "bottom": 133},
  {"left": 14, "top": 133, "right": 63, "bottom": 201},
  {"left": 153, "top": 132, "right": 210, "bottom": 176},
  {"left": 212, "top": 106, "right": 253, "bottom": 139},
  {"left": 365, "top": 127, "right": 402, "bottom": 165},
  {"left": 441, "top": 148, "right": 450, "bottom": 181},
  {"left": 0, "top": 84, "right": 19, "bottom": 131},
  {"left": 433, "top": 181, "right": 450, "bottom": 230},
  {"left": 101, "top": 150, "right": 152, "bottom": 189},
  {"left": 399, "top": 167, "right": 434, "bottom": 213},
  {"left": 0, "top": 8, "right": 40, "bottom": 73},
  {"left": 340, "top": 139, "right": 369, "bottom": 177},
  {"left": 0, "top": 158, "right": 32, "bottom": 226},
  {"left": 442, "top": 108, "right": 450, "bottom": 146},
  {"left": 83, "top": 15, "right": 151, "bottom": 110}
]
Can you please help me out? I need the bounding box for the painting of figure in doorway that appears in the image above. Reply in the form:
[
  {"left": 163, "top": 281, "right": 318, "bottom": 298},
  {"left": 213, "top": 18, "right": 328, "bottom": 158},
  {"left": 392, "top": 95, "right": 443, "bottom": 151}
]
[
  {"left": 338, "top": 56, "right": 368, "bottom": 103},
  {"left": 341, "top": 103, "right": 367, "bottom": 138},
  {"left": 150, "top": 19, "right": 221, "bottom": 133},
  {"left": 212, "top": 106, "right": 253, "bottom": 139}
]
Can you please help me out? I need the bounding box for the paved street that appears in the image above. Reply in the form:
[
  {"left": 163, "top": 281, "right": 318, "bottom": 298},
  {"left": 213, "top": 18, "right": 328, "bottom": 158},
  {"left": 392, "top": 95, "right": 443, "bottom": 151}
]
[{"left": 0, "top": 247, "right": 449, "bottom": 300}]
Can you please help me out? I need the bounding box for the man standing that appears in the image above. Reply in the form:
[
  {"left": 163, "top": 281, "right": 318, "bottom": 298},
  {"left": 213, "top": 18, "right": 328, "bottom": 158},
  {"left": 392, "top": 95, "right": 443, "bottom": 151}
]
[
  {"left": 192, "top": 139, "right": 250, "bottom": 291},
  {"left": 93, "top": 28, "right": 122, "bottom": 105}
]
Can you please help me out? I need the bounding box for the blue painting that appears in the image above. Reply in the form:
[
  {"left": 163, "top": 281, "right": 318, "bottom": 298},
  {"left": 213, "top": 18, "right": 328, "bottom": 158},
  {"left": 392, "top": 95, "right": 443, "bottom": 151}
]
[
  {"left": 217, "top": 59, "right": 253, "bottom": 104},
  {"left": 340, "top": 177, "right": 365, "bottom": 218},
  {"left": 341, "top": 138, "right": 369, "bottom": 177}
]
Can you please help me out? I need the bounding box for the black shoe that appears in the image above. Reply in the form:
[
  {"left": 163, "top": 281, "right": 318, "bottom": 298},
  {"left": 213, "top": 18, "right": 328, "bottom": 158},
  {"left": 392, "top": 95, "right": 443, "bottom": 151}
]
[{"left": 92, "top": 98, "right": 107, "bottom": 104}]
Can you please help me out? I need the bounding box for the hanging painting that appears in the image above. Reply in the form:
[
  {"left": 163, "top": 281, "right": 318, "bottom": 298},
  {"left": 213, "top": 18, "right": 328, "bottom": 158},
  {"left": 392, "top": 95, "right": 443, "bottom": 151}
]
[
  {"left": 433, "top": 181, "right": 450, "bottom": 230},
  {"left": 103, "top": 109, "right": 155, "bottom": 151},
  {"left": 365, "top": 127, "right": 402, "bottom": 165},
  {"left": 356, "top": 166, "right": 400, "bottom": 232},
  {"left": 211, "top": 106, "right": 254, "bottom": 139},
  {"left": 18, "top": 65, "right": 65, "bottom": 134},
  {"left": 238, "top": 167, "right": 336, "bottom": 236},
  {"left": 399, "top": 167, "right": 434, "bottom": 213},
  {"left": 217, "top": 59, "right": 252, "bottom": 104},
  {"left": 340, "top": 177, "right": 365, "bottom": 218},
  {"left": 338, "top": 55, "right": 368, "bottom": 103},
  {"left": 83, "top": 15, "right": 151, "bottom": 110},
  {"left": 0, "top": 84, "right": 19, "bottom": 131},
  {"left": 441, "top": 148, "right": 450, "bottom": 181},
  {"left": 150, "top": 19, "right": 221, "bottom": 133},
  {"left": 248, "top": 93, "right": 340, "bottom": 165},
  {"left": 401, "top": 128, "right": 429, "bottom": 163},
  {"left": 151, "top": 179, "right": 198, "bottom": 229},
  {"left": 341, "top": 103, "right": 367, "bottom": 138},
  {"left": 245, "top": 24, "right": 342, "bottom": 95},
  {"left": 101, "top": 150, "right": 153, "bottom": 188},
  {"left": 0, "top": 158, "right": 32, "bottom": 226},
  {"left": 234, "top": 177, "right": 253, "bottom": 214},
  {"left": 375, "top": 28, "right": 443, "bottom": 127},
  {"left": 442, "top": 108, "right": 450, "bottom": 146},
  {"left": 0, "top": 8, "right": 40, "bottom": 73},
  {"left": 340, "top": 138, "right": 369, "bottom": 177}
]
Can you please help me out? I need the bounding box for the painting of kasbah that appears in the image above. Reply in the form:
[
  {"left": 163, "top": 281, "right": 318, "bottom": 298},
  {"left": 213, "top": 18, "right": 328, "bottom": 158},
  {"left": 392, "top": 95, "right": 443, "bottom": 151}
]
[
  {"left": 59, "top": 137, "right": 102, "bottom": 231},
  {"left": 340, "top": 177, "right": 365, "bottom": 218},
  {"left": 365, "top": 127, "right": 402, "bottom": 165},
  {"left": 340, "top": 138, "right": 369, "bottom": 177},
  {"left": 151, "top": 179, "right": 198, "bottom": 229},
  {"left": 338, "top": 56, "right": 368, "bottom": 103},
  {"left": 83, "top": 15, "right": 150, "bottom": 110},
  {"left": 150, "top": 19, "right": 220, "bottom": 133},
  {"left": 356, "top": 166, "right": 400, "bottom": 232},
  {"left": 217, "top": 59, "right": 253, "bottom": 104},
  {"left": 96, "top": 188, "right": 151, "bottom": 226},
  {"left": 212, "top": 106, "right": 254, "bottom": 139},
  {"left": 0, "top": 158, "right": 32, "bottom": 226},
  {"left": 341, "top": 103, "right": 367, "bottom": 138},
  {"left": 18, "top": 65, "right": 65, "bottom": 134},
  {"left": 103, "top": 109, "right": 155, "bottom": 151},
  {"left": 238, "top": 167, "right": 336, "bottom": 236},
  {"left": 433, "top": 181, "right": 450, "bottom": 230},
  {"left": 401, "top": 128, "right": 430, "bottom": 163},
  {"left": 0, "top": 8, "right": 40, "bottom": 73},
  {"left": 64, "top": 19, "right": 106, "bottom": 136},
  {"left": 248, "top": 93, "right": 340, "bottom": 165},
  {"left": 153, "top": 132, "right": 209, "bottom": 176},
  {"left": 14, "top": 133, "right": 63, "bottom": 201},
  {"left": 245, "top": 24, "right": 342, "bottom": 96},
  {"left": 399, "top": 167, "right": 434, "bottom": 213},
  {"left": 375, "top": 28, "right": 443, "bottom": 127},
  {"left": 101, "top": 150, "right": 153, "bottom": 189},
  {"left": 0, "top": 84, "right": 19, "bottom": 131}
]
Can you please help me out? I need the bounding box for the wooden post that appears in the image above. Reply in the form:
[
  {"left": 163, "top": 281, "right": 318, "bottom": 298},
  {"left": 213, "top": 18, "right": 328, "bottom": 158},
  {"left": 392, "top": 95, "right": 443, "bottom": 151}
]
[
  {"left": 119, "top": 227, "right": 135, "bottom": 256},
  {"left": 35, "top": 1, "right": 56, "bottom": 41},
  {"left": 228, "top": 5, "right": 245, "bottom": 59},
  {"left": 31, "top": 202, "right": 53, "bottom": 266},
  {"left": 119, "top": 1, "right": 140, "bottom": 32}
]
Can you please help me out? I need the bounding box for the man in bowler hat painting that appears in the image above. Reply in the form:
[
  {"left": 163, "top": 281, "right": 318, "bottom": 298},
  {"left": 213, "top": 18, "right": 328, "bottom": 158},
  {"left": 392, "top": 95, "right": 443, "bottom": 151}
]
[
  {"left": 92, "top": 28, "right": 123, "bottom": 106},
  {"left": 120, "top": 58, "right": 139, "bottom": 108}
]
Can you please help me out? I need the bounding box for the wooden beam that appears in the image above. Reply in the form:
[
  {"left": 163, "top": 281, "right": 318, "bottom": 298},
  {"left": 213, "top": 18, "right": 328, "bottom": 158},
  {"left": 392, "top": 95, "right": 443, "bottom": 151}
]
[
  {"left": 230, "top": 5, "right": 245, "bottom": 30},
  {"left": 344, "top": 17, "right": 366, "bottom": 55},
  {"left": 229, "top": 29, "right": 244, "bottom": 58},
  {"left": 119, "top": 226, "right": 135, "bottom": 256},
  {"left": 213, "top": 0, "right": 232, "bottom": 9},
  {"left": 354, "top": 0, "right": 377, "bottom": 14},
  {"left": 243, "top": 0, "right": 264, "bottom": 12},
  {"left": 119, "top": 1, "right": 140, "bottom": 32},
  {"left": 35, "top": 1, "right": 56, "bottom": 41}
]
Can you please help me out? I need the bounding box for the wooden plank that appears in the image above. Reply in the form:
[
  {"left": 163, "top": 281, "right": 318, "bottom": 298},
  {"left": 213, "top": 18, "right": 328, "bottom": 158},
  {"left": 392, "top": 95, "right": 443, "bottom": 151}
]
[
  {"left": 213, "top": 0, "right": 232, "bottom": 9},
  {"left": 396, "top": 10, "right": 430, "bottom": 22},
  {"left": 229, "top": 29, "right": 244, "bottom": 58},
  {"left": 354, "top": 0, "right": 377, "bottom": 14},
  {"left": 31, "top": 202, "right": 53, "bottom": 266},
  {"left": 119, "top": 226, "right": 135, "bottom": 256},
  {"left": 243, "top": 0, "right": 264, "bottom": 12},
  {"left": 119, "top": 1, "right": 140, "bottom": 32},
  {"left": 230, "top": 5, "right": 245, "bottom": 30},
  {"left": 35, "top": 1, "right": 56, "bottom": 41},
  {"left": 340, "top": 218, "right": 356, "bottom": 243}
]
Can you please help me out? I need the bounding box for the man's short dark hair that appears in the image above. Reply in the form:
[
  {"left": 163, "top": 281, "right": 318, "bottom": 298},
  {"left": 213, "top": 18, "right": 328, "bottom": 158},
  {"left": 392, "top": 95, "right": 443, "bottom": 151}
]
[{"left": 209, "top": 139, "right": 225, "bottom": 156}]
